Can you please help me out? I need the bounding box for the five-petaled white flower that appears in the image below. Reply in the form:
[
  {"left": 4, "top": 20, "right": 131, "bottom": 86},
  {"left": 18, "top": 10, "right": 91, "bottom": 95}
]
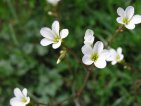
[
  {"left": 40, "top": 20, "right": 69, "bottom": 49},
  {"left": 84, "top": 29, "right": 95, "bottom": 46},
  {"left": 116, "top": 6, "right": 141, "bottom": 30},
  {"left": 47, "top": 0, "right": 61, "bottom": 6},
  {"left": 107, "top": 47, "right": 124, "bottom": 65},
  {"left": 10, "top": 88, "right": 30, "bottom": 106},
  {"left": 82, "top": 41, "right": 110, "bottom": 69}
]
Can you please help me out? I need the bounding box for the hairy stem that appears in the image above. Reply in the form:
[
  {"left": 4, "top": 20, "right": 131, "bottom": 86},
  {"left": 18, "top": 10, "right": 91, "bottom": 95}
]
[
  {"left": 107, "top": 25, "right": 139, "bottom": 72},
  {"left": 33, "top": 45, "right": 92, "bottom": 106},
  {"left": 107, "top": 25, "right": 124, "bottom": 46},
  {"left": 51, "top": 67, "right": 92, "bottom": 106}
]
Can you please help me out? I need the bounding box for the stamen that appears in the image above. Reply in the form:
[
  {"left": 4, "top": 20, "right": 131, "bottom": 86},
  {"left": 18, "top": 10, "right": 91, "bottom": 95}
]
[
  {"left": 116, "top": 55, "right": 120, "bottom": 61},
  {"left": 53, "top": 36, "right": 61, "bottom": 43},
  {"left": 22, "top": 97, "right": 27, "bottom": 103},
  {"left": 122, "top": 17, "right": 129, "bottom": 25},
  {"left": 91, "top": 53, "right": 99, "bottom": 62}
]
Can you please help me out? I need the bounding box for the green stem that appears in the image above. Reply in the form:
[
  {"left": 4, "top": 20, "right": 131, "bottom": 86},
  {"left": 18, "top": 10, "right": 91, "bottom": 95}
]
[
  {"left": 107, "top": 25, "right": 124, "bottom": 47},
  {"left": 9, "top": 24, "right": 19, "bottom": 46}
]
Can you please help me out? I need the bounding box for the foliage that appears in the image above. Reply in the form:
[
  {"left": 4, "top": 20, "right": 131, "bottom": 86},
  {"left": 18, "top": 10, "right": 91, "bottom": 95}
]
[{"left": 0, "top": 0, "right": 141, "bottom": 106}]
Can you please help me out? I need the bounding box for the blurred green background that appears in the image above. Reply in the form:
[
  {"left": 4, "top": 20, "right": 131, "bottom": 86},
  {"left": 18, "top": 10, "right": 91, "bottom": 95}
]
[{"left": 0, "top": 0, "right": 141, "bottom": 106}]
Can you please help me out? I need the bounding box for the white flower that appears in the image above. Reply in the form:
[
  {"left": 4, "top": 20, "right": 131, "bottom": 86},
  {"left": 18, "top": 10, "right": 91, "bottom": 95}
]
[
  {"left": 47, "top": 0, "right": 61, "bottom": 6},
  {"left": 116, "top": 6, "right": 141, "bottom": 30},
  {"left": 84, "top": 29, "right": 94, "bottom": 46},
  {"left": 40, "top": 20, "right": 69, "bottom": 49},
  {"left": 10, "top": 88, "right": 30, "bottom": 106},
  {"left": 81, "top": 41, "right": 110, "bottom": 68},
  {"left": 107, "top": 47, "right": 124, "bottom": 65}
]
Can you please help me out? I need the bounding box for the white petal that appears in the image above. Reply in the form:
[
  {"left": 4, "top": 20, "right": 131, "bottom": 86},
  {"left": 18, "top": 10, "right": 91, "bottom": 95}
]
[
  {"left": 40, "top": 27, "right": 55, "bottom": 40},
  {"left": 106, "top": 49, "right": 117, "bottom": 61},
  {"left": 40, "top": 38, "right": 53, "bottom": 46},
  {"left": 120, "top": 54, "right": 124, "bottom": 61},
  {"left": 125, "top": 23, "right": 135, "bottom": 30},
  {"left": 10, "top": 97, "right": 25, "bottom": 106},
  {"left": 22, "top": 88, "right": 27, "bottom": 97},
  {"left": 14, "top": 88, "right": 23, "bottom": 98},
  {"left": 52, "top": 40, "right": 62, "bottom": 49},
  {"left": 130, "top": 15, "right": 141, "bottom": 24},
  {"left": 116, "top": 17, "right": 124, "bottom": 24},
  {"left": 60, "top": 29, "right": 69, "bottom": 38},
  {"left": 47, "top": 0, "right": 60, "bottom": 6},
  {"left": 52, "top": 20, "right": 59, "bottom": 35},
  {"left": 93, "top": 41, "right": 104, "bottom": 54},
  {"left": 100, "top": 49, "right": 111, "bottom": 60},
  {"left": 81, "top": 45, "right": 93, "bottom": 55},
  {"left": 112, "top": 61, "right": 117, "bottom": 65},
  {"left": 84, "top": 29, "right": 94, "bottom": 45},
  {"left": 25, "top": 97, "right": 30, "bottom": 105},
  {"left": 117, "top": 47, "right": 122, "bottom": 54},
  {"left": 125, "top": 6, "right": 134, "bottom": 19},
  {"left": 82, "top": 55, "right": 93, "bottom": 65},
  {"left": 94, "top": 58, "right": 107, "bottom": 69},
  {"left": 117, "top": 7, "right": 125, "bottom": 16}
]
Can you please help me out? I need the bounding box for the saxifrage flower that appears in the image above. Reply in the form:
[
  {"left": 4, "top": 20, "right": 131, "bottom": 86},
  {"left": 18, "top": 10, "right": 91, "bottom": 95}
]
[
  {"left": 107, "top": 47, "right": 124, "bottom": 65},
  {"left": 82, "top": 41, "right": 110, "bottom": 69},
  {"left": 40, "top": 20, "right": 69, "bottom": 49},
  {"left": 117, "top": 6, "right": 141, "bottom": 29},
  {"left": 10, "top": 88, "right": 30, "bottom": 106}
]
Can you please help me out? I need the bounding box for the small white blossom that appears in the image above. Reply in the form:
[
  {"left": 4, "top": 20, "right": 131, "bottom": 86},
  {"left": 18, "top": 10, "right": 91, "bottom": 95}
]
[
  {"left": 107, "top": 47, "right": 124, "bottom": 65},
  {"left": 82, "top": 41, "right": 110, "bottom": 68},
  {"left": 40, "top": 20, "right": 69, "bottom": 49},
  {"left": 116, "top": 6, "right": 141, "bottom": 30},
  {"left": 47, "top": 0, "right": 61, "bottom": 6},
  {"left": 84, "top": 29, "right": 94, "bottom": 46},
  {"left": 10, "top": 88, "right": 30, "bottom": 106}
]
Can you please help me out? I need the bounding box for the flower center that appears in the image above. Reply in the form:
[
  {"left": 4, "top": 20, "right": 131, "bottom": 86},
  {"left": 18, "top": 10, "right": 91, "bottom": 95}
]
[
  {"left": 91, "top": 53, "right": 99, "bottom": 62},
  {"left": 53, "top": 35, "right": 61, "bottom": 43},
  {"left": 116, "top": 55, "right": 120, "bottom": 61},
  {"left": 21, "top": 97, "right": 27, "bottom": 103},
  {"left": 122, "top": 17, "right": 129, "bottom": 25}
]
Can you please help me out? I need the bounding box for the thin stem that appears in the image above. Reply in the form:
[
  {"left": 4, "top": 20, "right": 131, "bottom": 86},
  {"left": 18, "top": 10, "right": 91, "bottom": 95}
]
[
  {"left": 50, "top": 67, "right": 92, "bottom": 106},
  {"left": 48, "top": 4, "right": 60, "bottom": 20},
  {"left": 76, "top": 67, "right": 92, "bottom": 97},
  {"left": 107, "top": 25, "right": 139, "bottom": 72},
  {"left": 62, "top": 44, "right": 83, "bottom": 66},
  {"left": 107, "top": 25, "right": 124, "bottom": 46},
  {"left": 6, "top": 0, "right": 18, "bottom": 21},
  {"left": 9, "top": 23, "right": 19, "bottom": 46},
  {"left": 54, "top": 45, "right": 93, "bottom": 105},
  {"left": 121, "top": 61, "right": 137, "bottom": 72},
  {"left": 32, "top": 45, "right": 92, "bottom": 106}
]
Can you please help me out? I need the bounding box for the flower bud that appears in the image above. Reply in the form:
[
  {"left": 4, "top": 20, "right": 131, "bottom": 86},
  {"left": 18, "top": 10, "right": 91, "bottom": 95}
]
[{"left": 56, "top": 49, "right": 67, "bottom": 64}]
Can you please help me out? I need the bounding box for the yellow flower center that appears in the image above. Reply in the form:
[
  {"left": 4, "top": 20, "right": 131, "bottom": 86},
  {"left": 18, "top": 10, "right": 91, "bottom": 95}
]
[
  {"left": 53, "top": 35, "right": 61, "bottom": 43},
  {"left": 122, "top": 17, "right": 129, "bottom": 25},
  {"left": 21, "top": 97, "right": 27, "bottom": 103},
  {"left": 91, "top": 53, "right": 99, "bottom": 62},
  {"left": 116, "top": 55, "right": 120, "bottom": 61}
]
